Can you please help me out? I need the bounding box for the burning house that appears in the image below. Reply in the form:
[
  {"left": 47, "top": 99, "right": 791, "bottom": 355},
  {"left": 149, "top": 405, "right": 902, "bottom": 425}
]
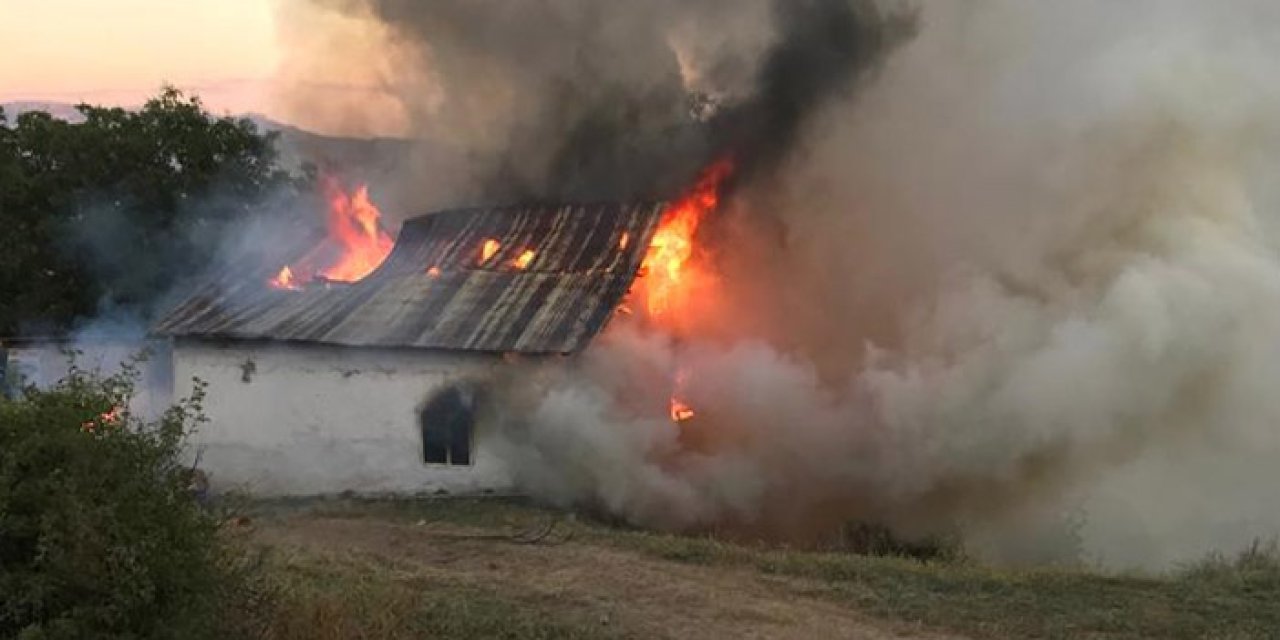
[
  {"left": 0, "top": 155, "right": 725, "bottom": 499},
  {"left": 149, "top": 197, "right": 673, "bottom": 496}
]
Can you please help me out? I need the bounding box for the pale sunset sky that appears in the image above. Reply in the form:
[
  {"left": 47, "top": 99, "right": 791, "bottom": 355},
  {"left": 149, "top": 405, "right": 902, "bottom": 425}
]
[{"left": 1, "top": 0, "right": 282, "bottom": 116}]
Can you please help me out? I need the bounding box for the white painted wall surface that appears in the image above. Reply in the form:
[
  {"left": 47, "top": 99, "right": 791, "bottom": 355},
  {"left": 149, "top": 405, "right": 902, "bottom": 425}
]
[{"left": 172, "top": 340, "right": 514, "bottom": 496}]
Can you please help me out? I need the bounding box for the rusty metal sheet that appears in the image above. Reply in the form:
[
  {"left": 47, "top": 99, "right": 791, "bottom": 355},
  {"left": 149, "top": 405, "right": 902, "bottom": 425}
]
[{"left": 151, "top": 202, "right": 665, "bottom": 354}]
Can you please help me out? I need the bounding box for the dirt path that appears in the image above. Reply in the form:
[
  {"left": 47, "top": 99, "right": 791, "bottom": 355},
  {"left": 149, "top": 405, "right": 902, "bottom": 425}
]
[{"left": 252, "top": 513, "right": 962, "bottom": 640}]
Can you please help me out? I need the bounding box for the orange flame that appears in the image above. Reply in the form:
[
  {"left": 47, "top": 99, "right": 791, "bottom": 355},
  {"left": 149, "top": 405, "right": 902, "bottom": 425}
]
[
  {"left": 637, "top": 158, "right": 733, "bottom": 319},
  {"left": 670, "top": 398, "right": 696, "bottom": 423},
  {"left": 629, "top": 160, "right": 734, "bottom": 426},
  {"left": 480, "top": 239, "right": 501, "bottom": 264},
  {"left": 270, "top": 266, "right": 301, "bottom": 291},
  {"left": 82, "top": 405, "right": 124, "bottom": 432},
  {"left": 513, "top": 249, "right": 536, "bottom": 270},
  {"left": 426, "top": 266, "right": 442, "bottom": 278},
  {"left": 619, "top": 232, "right": 630, "bottom": 250},
  {"left": 318, "top": 180, "right": 394, "bottom": 282},
  {"left": 269, "top": 177, "right": 394, "bottom": 290},
  {"left": 668, "top": 368, "right": 698, "bottom": 423}
]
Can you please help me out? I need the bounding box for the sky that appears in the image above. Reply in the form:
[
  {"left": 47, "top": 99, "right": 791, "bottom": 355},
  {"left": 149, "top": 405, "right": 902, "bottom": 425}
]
[{"left": 0, "top": 0, "right": 280, "bottom": 116}]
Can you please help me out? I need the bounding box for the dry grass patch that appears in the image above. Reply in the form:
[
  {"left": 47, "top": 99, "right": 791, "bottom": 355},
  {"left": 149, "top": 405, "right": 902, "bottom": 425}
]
[
  {"left": 256, "top": 545, "right": 623, "bottom": 640},
  {"left": 243, "top": 497, "right": 1280, "bottom": 640}
]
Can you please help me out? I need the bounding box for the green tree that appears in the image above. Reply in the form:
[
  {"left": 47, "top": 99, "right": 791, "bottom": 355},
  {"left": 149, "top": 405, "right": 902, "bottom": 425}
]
[{"left": 0, "top": 88, "right": 297, "bottom": 335}]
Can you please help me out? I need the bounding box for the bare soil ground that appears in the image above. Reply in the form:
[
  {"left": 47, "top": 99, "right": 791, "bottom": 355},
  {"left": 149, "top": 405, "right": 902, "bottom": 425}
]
[{"left": 252, "top": 511, "right": 958, "bottom": 639}]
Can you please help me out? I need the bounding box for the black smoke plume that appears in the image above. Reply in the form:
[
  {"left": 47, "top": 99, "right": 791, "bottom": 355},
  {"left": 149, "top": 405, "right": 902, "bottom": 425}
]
[{"left": 318, "top": 0, "right": 913, "bottom": 204}]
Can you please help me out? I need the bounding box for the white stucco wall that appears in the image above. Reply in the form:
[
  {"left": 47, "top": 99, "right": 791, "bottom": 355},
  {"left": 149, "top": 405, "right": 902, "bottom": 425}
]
[{"left": 172, "top": 339, "right": 515, "bottom": 496}]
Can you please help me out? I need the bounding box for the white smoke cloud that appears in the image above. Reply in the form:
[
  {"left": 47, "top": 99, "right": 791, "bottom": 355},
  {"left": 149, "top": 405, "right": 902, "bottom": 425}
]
[{"left": 492, "top": 0, "right": 1280, "bottom": 569}]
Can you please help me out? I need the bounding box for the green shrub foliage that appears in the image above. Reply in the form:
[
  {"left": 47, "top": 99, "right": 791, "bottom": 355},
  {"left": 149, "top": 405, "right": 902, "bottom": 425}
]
[{"left": 0, "top": 363, "right": 236, "bottom": 639}]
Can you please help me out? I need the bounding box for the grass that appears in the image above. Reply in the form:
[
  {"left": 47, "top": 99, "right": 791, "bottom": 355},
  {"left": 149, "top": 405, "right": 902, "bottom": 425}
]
[
  {"left": 243, "top": 496, "right": 1280, "bottom": 640},
  {"left": 252, "top": 546, "right": 623, "bottom": 640},
  {"left": 610, "top": 523, "right": 1280, "bottom": 639}
]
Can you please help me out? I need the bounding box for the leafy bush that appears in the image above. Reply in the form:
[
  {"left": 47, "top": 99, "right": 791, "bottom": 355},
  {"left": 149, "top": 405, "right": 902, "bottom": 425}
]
[{"left": 0, "top": 363, "right": 242, "bottom": 639}]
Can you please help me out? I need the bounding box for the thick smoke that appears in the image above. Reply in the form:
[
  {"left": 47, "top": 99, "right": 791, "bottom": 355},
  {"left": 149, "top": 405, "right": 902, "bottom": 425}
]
[
  {"left": 732, "top": 0, "right": 1280, "bottom": 567},
  {"left": 281, "top": 0, "right": 909, "bottom": 210},
  {"left": 281, "top": 0, "right": 727, "bottom": 206},
  {"left": 287, "top": 0, "right": 1280, "bottom": 569}
]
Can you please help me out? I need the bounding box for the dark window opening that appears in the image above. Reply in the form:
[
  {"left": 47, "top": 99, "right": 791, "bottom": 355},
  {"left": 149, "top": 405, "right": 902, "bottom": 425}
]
[{"left": 421, "top": 386, "right": 473, "bottom": 466}]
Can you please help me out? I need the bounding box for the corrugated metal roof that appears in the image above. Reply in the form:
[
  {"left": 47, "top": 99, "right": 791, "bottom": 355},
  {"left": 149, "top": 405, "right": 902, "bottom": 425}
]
[{"left": 151, "top": 202, "right": 666, "bottom": 353}]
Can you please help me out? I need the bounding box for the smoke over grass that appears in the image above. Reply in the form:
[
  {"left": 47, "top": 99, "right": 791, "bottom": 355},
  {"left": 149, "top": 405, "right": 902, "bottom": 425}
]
[{"left": 283, "top": 0, "right": 1280, "bottom": 569}]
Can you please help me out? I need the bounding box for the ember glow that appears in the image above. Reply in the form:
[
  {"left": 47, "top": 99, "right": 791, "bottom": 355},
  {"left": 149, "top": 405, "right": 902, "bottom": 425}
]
[
  {"left": 82, "top": 405, "right": 124, "bottom": 433},
  {"left": 480, "top": 239, "right": 501, "bottom": 264},
  {"left": 513, "top": 249, "right": 536, "bottom": 270},
  {"left": 268, "top": 177, "right": 395, "bottom": 290},
  {"left": 270, "top": 265, "right": 301, "bottom": 290},
  {"left": 669, "top": 398, "right": 696, "bottom": 423},
  {"left": 636, "top": 158, "right": 734, "bottom": 320}
]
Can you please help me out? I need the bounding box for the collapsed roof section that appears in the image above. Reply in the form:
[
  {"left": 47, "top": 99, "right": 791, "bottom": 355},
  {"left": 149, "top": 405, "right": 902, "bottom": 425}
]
[{"left": 151, "top": 202, "right": 666, "bottom": 354}]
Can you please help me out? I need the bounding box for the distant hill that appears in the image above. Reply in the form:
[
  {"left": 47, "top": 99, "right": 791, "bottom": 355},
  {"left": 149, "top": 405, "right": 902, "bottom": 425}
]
[
  {"left": 238, "top": 112, "right": 416, "bottom": 176},
  {"left": 1, "top": 101, "right": 87, "bottom": 122}
]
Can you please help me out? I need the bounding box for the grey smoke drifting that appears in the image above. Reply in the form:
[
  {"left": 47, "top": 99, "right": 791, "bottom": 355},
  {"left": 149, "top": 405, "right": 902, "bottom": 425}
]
[
  {"left": 282, "top": 0, "right": 908, "bottom": 208},
  {"left": 288, "top": 0, "right": 1280, "bottom": 568}
]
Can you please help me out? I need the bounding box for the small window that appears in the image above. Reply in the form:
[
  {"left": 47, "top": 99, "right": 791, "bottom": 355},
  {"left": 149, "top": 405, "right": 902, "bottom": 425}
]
[{"left": 421, "top": 386, "right": 474, "bottom": 466}]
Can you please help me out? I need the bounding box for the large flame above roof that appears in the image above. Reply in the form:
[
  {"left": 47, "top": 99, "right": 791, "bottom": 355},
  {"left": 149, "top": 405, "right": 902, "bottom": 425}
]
[
  {"left": 269, "top": 176, "right": 395, "bottom": 290},
  {"left": 624, "top": 158, "right": 735, "bottom": 426},
  {"left": 633, "top": 158, "right": 734, "bottom": 321}
]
